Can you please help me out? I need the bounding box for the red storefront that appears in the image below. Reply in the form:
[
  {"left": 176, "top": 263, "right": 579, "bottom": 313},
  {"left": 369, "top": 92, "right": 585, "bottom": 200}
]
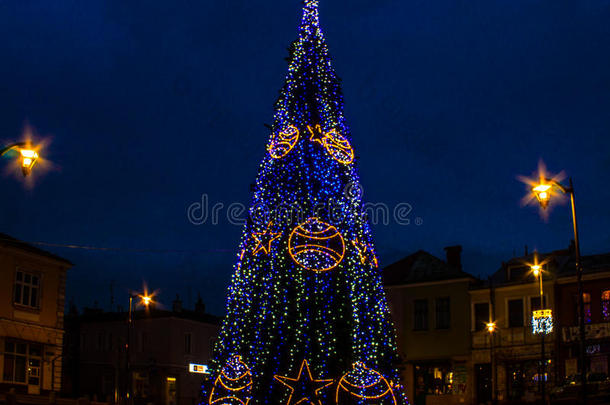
[{"left": 555, "top": 253, "right": 610, "bottom": 382}]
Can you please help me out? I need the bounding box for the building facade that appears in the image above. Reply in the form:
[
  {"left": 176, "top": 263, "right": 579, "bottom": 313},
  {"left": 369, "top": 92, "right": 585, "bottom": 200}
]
[
  {"left": 63, "top": 297, "right": 219, "bottom": 405},
  {"left": 470, "top": 251, "right": 559, "bottom": 404},
  {"left": 0, "top": 233, "right": 72, "bottom": 395},
  {"left": 384, "top": 246, "right": 476, "bottom": 405},
  {"left": 555, "top": 253, "right": 610, "bottom": 387}
]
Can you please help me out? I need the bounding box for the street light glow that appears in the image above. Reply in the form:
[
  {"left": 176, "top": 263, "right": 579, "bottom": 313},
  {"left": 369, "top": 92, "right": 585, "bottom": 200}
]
[
  {"left": 140, "top": 294, "right": 152, "bottom": 307},
  {"left": 532, "top": 184, "right": 551, "bottom": 209},
  {"left": 19, "top": 148, "right": 39, "bottom": 176},
  {"left": 486, "top": 322, "right": 496, "bottom": 333},
  {"left": 531, "top": 264, "right": 541, "bottom": 277},
  {"left": 518, "top": 160, "right": 567, "bottom": 218}
]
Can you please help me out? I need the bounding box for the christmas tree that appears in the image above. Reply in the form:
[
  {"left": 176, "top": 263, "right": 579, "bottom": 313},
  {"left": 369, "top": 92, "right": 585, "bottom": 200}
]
[{"left": 207, "top": 1, "right": 408, "bottom": 404}]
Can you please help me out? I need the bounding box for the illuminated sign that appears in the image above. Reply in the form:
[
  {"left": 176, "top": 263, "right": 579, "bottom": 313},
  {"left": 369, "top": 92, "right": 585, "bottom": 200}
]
[
  {"left": 189, "top": 363, "right": 210, "bottom": 374},
  {"left": 532, "top": 309, "right": 553, "bottom": 335}
]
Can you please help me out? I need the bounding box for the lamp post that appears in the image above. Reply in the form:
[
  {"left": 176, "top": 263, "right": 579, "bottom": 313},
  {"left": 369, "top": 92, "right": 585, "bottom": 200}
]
[
  {"left": 126, "top": 290, "right": 153, "bottom": 404},
  {"left": 531, "top": 259, "right": 548, "bottom": 405},
  {"left": 528, "top": 175, "right": 586, "bottom": 404},
  {"left": 487, "top": 321, "right": 497, "bottom": 405},
  {"left": 1, "top": 142, "right": 40, "bottom": 176}
]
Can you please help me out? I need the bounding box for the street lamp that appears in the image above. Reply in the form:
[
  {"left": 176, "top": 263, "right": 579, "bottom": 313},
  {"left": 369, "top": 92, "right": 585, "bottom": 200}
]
[
  {"left": 522, "top": 166, "right": 587, "bottom": 404},
  {"left": 530, "top": 256, "right": 552, "bottom": 405},
  {"left": 126, "top": 289, "right": 155, "bottom": 403},
  {"left": 1, "top": 142, "right": 40, "bottom": 177},
  {"left": 487, "top": 321, "right": 497, "bottom": 405}
]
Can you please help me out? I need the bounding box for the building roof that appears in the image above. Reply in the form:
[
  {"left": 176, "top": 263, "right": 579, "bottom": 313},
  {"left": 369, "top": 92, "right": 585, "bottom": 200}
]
[
  {"left": 383, "top": 250, "right": 475, "bottom": 286},
  {"left": 69, "top": 306, "right": 220, "bottom": 326},
  {"left": 0, "top": 232, "right": 73, "bottom": 266},
  {"left": 558, "top": 252, "right": 610, "bottom": 278},
  {"left": 479, "top": 244, "right": 610, "bottom": 289}
]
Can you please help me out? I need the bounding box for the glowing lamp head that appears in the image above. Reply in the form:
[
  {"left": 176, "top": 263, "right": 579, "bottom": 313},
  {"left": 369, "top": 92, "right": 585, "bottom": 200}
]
[
  {"left": 486, "top": 322, "right": 496, "bottom": 333},
  {"left": 141, "top": 295, "right": 152, "bottom": 307},
  {"left": 532, "top": 184, "right": 552, "bottom": 209},
  {"left": 19, "top": 148, "right": 39, "bottom": 177},
  {"left": 531, "top": 264, "right": 542, "bottom": 277}
]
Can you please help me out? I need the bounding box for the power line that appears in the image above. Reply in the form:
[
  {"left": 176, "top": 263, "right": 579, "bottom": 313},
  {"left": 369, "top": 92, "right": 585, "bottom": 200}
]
[{"left": 1, "top": 237, "right": 233, "bottom": 254}]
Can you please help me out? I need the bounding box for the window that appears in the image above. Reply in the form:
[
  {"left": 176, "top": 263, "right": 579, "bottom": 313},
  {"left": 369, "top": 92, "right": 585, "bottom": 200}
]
[
  {"left": 13, "top": 270, "right": 40, "bottom": 309},
  {"left": 2, "top": 341, "right": 41, "bottom": 385},
  {"left": 602, "top": 291, "right": 610, "bottom": 321},
  {"left": 414, "top": 363, "right": 455, "bottom": 395},
  {"left": 508, "top": 299, "right": 524, "bottom": 328},
  {"left": 97, "top": 332, "right": 105, "bottom": 351},
  {"left": 185, "top": 332, "right": 192, "bottom": 354},
  {"left": 530, "top": 296, "right": 547, "bottom": 312},
  {"left": 80, "top": 333, "right": 87, "bottom": 351},
  {"left": 508, "top": 265, "right": 528, "bottom": 282},
  {"left": 435, "top": 297, "right": 450, "bottom": 329},
  {"left": 413, "top": 299, "right": 428, "bottom": 331},
  {"left": 474, "top": 302, "right": 490, "bottom": 331}
]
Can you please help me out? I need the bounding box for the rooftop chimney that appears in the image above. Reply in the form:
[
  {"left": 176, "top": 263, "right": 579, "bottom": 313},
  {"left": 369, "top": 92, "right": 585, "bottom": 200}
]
[
  {"left": 444, "top": 245, "right": 462, "bottom": 271},
  {"left": 172, "top": 294, "right": 183, "bottom": 313},
  {"left": 195, "top": 293, "right": 206, "bottom": 315}
]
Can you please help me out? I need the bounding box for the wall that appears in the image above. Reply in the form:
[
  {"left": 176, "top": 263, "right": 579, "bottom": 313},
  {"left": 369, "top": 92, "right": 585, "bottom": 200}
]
[
  {"left": 0, "top": 245, "right": 69, "bottom": 393},
  {"left": 386, "top": 278, "right": 472, "bottom": 403}
]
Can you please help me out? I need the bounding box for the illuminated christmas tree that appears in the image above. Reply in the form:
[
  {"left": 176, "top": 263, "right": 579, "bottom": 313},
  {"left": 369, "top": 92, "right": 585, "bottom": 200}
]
[{"left": 207, "top": 1, "right": 408, "bottom": 404}]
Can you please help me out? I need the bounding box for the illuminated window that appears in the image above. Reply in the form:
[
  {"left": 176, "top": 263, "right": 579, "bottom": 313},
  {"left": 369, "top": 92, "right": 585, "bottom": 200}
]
[
  {"left": 413, "top": 299, "right": 428, "bottom": 331},
  {"left": 575, "top": 294, "right": 592, "bottom": 324},
  {"left": 13, "top": 270, "right": 40, "bottom": 309},
  {"left": 2, "top": 341, "right": 41, "bottom": 385},
  {"left": 602, "top": 291, "right": 610, "bottom": 321}
]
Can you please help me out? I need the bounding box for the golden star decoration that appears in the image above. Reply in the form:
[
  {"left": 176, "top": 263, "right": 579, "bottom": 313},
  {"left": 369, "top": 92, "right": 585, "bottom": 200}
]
[
  {"left": 274, "top": 359, "right": 334, "bottom": 405},
  {"left": 307, "top": 124, "right": 327, "bottom": 145},
  {"left": 252, "top": 222, "right": 281, "bottom": 255}
]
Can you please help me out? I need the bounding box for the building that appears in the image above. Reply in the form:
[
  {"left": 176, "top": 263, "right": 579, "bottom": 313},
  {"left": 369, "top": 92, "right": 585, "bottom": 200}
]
[
  {"left": 384, "top": 246, "right": 476, "bottom": 405},
  {"left": 63, "top": 296, "right": 219, "bottom": 405},
  {"left": 0, "top": 233, "right": 72, "bottom": 394},
  {"left": 555, "top": 252, "right": 610, "bottom": 384},
  {"left": 469, "top": 249, "right": 560, "bottom": 404}
]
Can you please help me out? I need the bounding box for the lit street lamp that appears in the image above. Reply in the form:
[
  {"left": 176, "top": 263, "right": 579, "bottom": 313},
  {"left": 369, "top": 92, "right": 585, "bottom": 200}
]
[
  {"left": 529, "top": 254, "right": 552, "bottom": 405},
  {"left": 126, "top": 288, "right": 154, "bottom": 403},
  {"left": 522, "top": 166, "right": 587, "bottom": 404},
  {"left": 0, "top": 142, "right": 40, "bottom": 176},
  {"left": 487, "top": 321, "right": 497, "bottom": 405}
]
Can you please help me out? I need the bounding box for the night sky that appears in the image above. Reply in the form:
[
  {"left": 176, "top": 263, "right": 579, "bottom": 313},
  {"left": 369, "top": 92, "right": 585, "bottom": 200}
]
[{"left": 1, "top": 1, "right": 609, "bottom": 315}]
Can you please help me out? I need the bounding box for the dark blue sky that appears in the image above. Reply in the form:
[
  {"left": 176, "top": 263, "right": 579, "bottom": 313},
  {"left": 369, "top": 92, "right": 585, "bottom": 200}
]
[{"left": 1, "top": 1, "right": 609, "bottom": 315}]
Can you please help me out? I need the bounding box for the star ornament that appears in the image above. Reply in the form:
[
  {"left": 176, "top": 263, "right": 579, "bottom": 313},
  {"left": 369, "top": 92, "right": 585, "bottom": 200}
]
[
  {"left": 307, "top": 124, "right": 326, "bottom": 145},
  {"left": 274, "top": 359, "right": 334, "bottom": 405},
  {"left": 252, "top": 222, "right": 281, "bottom": 255}
]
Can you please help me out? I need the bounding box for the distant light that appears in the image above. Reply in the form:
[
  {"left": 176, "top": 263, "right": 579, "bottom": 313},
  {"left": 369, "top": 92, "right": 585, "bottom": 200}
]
[
  {"left": 189, "top": 363, "right": 210, "bottom": 374},
  {"left": 486, "top": 322, "right": 496, "bottom": 333},
  {"left": 167, "top": 377, "right": 176, "bottom": 382}
]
